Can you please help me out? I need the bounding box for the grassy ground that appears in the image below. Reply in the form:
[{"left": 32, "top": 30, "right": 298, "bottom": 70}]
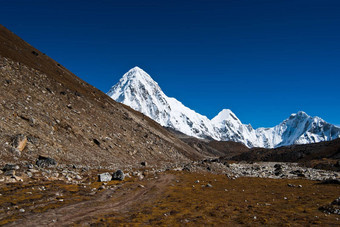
[
  {"left": 92, "top": 171, "right": 340, "bottom": 226},
  {"left": 0, "top": 171, "right": 339, "bottom": 226}
]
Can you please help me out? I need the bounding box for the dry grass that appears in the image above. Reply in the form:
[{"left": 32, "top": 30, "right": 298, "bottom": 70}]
[
  {"left": 92, "top": 171, "right": 340, "bottom": 226},
  {"left": 0, "top": 171, "right": 339, "bottom": 225}
]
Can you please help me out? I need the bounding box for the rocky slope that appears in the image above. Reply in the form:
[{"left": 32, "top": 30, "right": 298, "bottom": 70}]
[
  {"left": 0, "top": 24, "right": 205, "bottom": 169},
  {"left": 108, "top": 67, "right": 340, "bottom": 148}
]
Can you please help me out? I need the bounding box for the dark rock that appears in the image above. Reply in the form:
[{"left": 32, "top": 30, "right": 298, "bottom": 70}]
[
  {"left": 112, "top": 169, "right": 125, "bottom": 181},
  {"left": 3, "top": 164, "right": 19, "bottom": 171},
  {"left": 274, "top": 169, "right": 282, "bottom": 176},
  {"left": 31, "top": 51, "right": 39, "bottom": 56},
  {"left": 98, "top": 172, "right": 112, "bottom": 182},
  {"left": 207, "top": 166, "right": 211, "bottom": 171},
  {"left": 93, "top": 139, "right": 100, "bottom": 146},
  {"left": 141, "top": 161, "right": 147, "bottom": 166},
  {"left": 206, "top": 183, "right": 213, "bottom": 188},
  {"left": 274, "top": 164, "right": 282, "bottom": 169},
  {"left": 36, "top": 155, "right": 57, "bottom": 168}
]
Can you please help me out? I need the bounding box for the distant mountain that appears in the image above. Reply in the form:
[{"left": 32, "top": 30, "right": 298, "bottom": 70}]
[
  {"left": 107, "top": 67, "right": 219, "bottom": 140},
  {"left": 107, "top": 67, "right": 340, "bottom": 148}
]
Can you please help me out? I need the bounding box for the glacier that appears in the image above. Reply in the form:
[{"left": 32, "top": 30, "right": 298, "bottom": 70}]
[{"left": 107, "top": 66, "right": 340, "bottom": 148}]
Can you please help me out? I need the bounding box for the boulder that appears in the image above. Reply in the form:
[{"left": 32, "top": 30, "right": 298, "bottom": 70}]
[
  {"left": 12, "top": 134, "right": 27, "bottom": 151},
  {"left": 98, "top": 172, "right": 112, "bottom": 182},
  {"left": 36, "top": 155, "right": 57, "bottom": 168},
  {"left": 112, "top": 170, "right": 125, "bottom": 181}
]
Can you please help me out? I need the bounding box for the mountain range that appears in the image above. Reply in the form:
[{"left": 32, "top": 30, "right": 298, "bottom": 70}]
[{"left": 108, "top": 67, "right": 340, "bottom": 148}]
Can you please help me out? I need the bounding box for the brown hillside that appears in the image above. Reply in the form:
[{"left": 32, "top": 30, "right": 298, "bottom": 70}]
[{"left": 0, "top": 24, "right": 205, "bottom": 169}]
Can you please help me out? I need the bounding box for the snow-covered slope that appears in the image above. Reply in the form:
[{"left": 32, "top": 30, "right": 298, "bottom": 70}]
[{"left": 107, "top": 67, "right": 340, "bottom": 148}]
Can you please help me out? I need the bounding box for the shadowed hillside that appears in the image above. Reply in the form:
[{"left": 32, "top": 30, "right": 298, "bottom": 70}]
[{"left": 230, "top": 138, "right": 340, "bottom": 171}]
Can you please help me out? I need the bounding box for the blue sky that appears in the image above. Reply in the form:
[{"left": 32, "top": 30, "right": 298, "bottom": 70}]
[{"left": 1, "top": 0, "right": 340, "bottom": 128}]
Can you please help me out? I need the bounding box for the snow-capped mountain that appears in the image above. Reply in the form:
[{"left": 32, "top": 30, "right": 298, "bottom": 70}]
[
  {"left": 107, "top": 67, "right": 340, "bottom": 148},
  {"left": 107, "top": 66, "right": 220, "bottom": 140}
]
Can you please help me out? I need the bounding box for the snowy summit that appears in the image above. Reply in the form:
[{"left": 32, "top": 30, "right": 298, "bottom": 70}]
[{"left": 108, "top": 67, "right": 340, "bottom": 148}]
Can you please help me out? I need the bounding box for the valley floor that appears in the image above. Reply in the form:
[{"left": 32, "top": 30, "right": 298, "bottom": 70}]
[{"left": 0, "top": 168, "right": 339, "bottom": 226}]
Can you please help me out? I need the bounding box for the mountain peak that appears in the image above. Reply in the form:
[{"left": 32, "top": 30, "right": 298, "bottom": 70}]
[
  {"left": 297, "top": 111, "right": 308, "bottom": 117},
  {"left": 128, "top": 66, "right": 145, "bottom": 74},
  {"left": 211, "top": 109, "right": 241, "bottom": 125},
  {"left": 122, "top": 66, "right": 155, "bottom": 84}
]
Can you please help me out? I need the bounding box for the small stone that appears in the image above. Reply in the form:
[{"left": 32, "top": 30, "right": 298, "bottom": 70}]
[
  {"left": 141, "top": 161, "right": 147, "bottom": 166},
  {"left": 206, "top": 183, "right": 213, "bottom": 188},
  {"left": 98, "top": 172, "right": 112, "bottom": 182},
  {"left": 19, "top": 208, "right": 25, "bottom": 213},
  {"left": 36, "top": 155, "right": 57, "bottom": 168},
  {"left": 3, "top": 164, "right": 19, "bottom": 171},
  {"left": 112, "top": 170, "right": 125, "bottom": 181}
]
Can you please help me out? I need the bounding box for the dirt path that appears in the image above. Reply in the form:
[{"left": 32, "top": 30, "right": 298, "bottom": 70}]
[{"left": 7, "top": 174, "right": 175, "bottom": 226}]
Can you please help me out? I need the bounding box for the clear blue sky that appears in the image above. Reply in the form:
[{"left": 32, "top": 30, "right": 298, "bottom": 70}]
[{"left": 1, "top": 0, "right": 340, "bottom": 128}]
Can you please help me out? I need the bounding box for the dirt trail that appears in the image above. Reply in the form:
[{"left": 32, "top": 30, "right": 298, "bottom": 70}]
[{"left": 7, "top": 174, "right": 175, "bottom": 226}]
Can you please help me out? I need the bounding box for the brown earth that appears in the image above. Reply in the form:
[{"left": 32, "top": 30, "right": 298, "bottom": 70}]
[
  {"left": 181, "top": 137, "right": 250, "bottom": 158},
  {"left": 1, "top": 171, "right": 339, "bottom": 226}
]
